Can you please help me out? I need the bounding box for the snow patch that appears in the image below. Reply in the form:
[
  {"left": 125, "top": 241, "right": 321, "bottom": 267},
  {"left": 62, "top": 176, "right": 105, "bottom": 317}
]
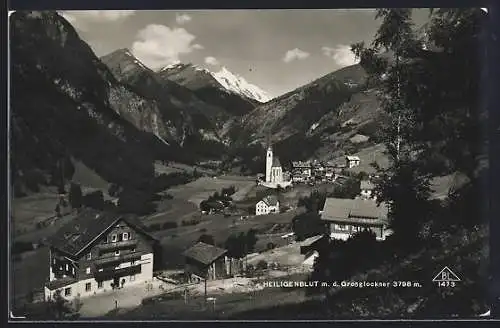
[{"left": 212, "top": 66, "right": 271, "bottom": 103}]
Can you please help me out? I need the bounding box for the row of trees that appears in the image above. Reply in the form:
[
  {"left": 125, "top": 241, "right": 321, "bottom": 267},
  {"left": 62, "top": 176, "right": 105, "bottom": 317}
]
[{"left": 199, "top": 185, "right": 237, "bottom": 213}]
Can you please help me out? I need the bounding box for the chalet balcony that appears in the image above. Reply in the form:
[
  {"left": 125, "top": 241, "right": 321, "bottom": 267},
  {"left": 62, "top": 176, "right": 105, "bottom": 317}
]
[
  {"left": 93, "top": 251, "right": 146, "bottom": 269},
  {"left": 97, "top": 239, "right": 137, "bottom": 252},
  {"left": 93, "top": 264, "right": 142, "bottom": 281}
]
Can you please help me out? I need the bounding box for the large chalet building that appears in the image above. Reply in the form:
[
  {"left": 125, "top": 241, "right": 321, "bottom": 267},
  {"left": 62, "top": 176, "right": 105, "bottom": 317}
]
[
  {"left": 320, "top": 197, "right": 391, "bottom": 241},
  {"left": 44, "top": 210, "right": 158, "bottom": 301}
]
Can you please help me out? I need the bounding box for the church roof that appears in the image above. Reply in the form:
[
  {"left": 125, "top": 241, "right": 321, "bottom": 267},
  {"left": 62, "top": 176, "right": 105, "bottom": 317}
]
[{"left": 272, "top": 157, "right": 281, "bottom": 168}]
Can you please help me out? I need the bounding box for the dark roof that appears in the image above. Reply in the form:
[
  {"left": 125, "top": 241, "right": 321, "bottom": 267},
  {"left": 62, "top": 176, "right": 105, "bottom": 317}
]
[
  {"left": 47, "top": 209, "right": 156, "bottom": 258},
  {"left": 183, "top": 242, "right": 227, "bottom": 265},
  {"left": 321, "top": 198, "right": 389, "bottom": 225},
  {"left": 272, "top": 157, "right": 281, "bottom": 168},
  {"left": 262, "top": 195, "right": 279, "bottom": 206},
  {"left": 45, "top": 277, "right": 77, "bottom": 291}
]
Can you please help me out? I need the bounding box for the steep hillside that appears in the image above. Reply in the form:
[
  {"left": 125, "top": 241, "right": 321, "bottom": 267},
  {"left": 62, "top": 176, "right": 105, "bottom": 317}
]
[
  {"left": 10, "top": 11, "right": 173, "bottom": 192},
  {"left": 227, "top": 64, "right": 386, "bottom": 165},
  {"left": 157, "top": 63, "right": 262, "bottom": 116},
  {"left": 101, "top": 49, "right": 228, "bottom": 140}
]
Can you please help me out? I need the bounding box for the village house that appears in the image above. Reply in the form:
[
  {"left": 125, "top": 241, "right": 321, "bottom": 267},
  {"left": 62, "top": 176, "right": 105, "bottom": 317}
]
[
  {"left": 311, "top": 161, "right": 326, "bottom": 180},
  {"left": 345, "top": 155, "right": 361, "bottom": 168},
  {"left": 255, "top": 195, "right": 280, "bottom": 216},
  {"left": 44, "top": 209, "right": 158, "bottom": 302},
  {"left": 320, "top": 198, "right": 391, "bottom": 241},
  {"left": 360, "top": 180, "right": 376, "bottom": 199},
  {"left": 291, "top": 161, "right": 312, "bottom": 182},
  {"left": 183, "top": 242, "right": 229, "bottom": 282}
]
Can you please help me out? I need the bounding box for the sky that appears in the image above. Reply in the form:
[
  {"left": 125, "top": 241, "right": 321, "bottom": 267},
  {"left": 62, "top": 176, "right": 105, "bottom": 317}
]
[{"left": 59, "top": 9, "right": 431, "bottom": 99}]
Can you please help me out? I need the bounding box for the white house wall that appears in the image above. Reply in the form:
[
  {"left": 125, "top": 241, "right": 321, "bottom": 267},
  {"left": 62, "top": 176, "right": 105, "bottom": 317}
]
[{"left": 44, "top": 252, "right": 154, "bottom": 302}]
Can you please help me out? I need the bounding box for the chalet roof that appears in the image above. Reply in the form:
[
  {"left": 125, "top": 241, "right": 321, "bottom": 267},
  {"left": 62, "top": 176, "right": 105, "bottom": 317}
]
[
  {"left": 346, "top": 155, "right": 360, "bottom": 161},
  {"left": 47, "top": 209, "right": 156, "bottom": 258},
  {"left": 183, "top": 242, "right": 227, "bottom": 266},
  {"left": 360, "top": 180, "right": 375, "bottom": 190},
  {"left": 45, "top": 277, "right": 77, "bottom": 291},
  {"left": 272, "top": 157, "right": 281, "bottom": 168},
  {"left": 321, "top": 198, "right": 389, "bottom": 225},
  {"left": 261, "top": 195, "right": 279, "bottom": 207}
]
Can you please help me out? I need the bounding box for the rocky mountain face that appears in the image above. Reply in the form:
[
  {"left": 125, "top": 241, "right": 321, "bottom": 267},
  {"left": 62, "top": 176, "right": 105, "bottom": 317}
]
[
  {"left": 157, "top": 63, "right": 262, "bottom": 116},
  {"left": 227, "top": 64, "right": 386, "bottom": 165},
  {"left": 10, "top": 11, "right": 177, "bottom": 193},
  {"left": 101, "top": 49, "right": 231, "bottom": 146}
]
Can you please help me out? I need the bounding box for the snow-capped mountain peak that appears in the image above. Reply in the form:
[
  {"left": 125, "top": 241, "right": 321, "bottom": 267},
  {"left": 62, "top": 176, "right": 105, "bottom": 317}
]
[{"left": 212, "top": 66, "right": 271, "bottom": 103}]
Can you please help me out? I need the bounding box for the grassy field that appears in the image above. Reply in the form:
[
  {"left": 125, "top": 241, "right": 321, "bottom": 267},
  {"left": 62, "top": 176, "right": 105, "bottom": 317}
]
[
  {"left": 11, "top": 246, "right": 50, "bottom": 305},
  {"left": 167, "top": 176, "right": 256, "bottom": 206},
  {"left": 143, "top": 199, "right": 199, "bottom": 226},
  {"left": 11, "top": 193, "right": 61, "bottom": 235}
]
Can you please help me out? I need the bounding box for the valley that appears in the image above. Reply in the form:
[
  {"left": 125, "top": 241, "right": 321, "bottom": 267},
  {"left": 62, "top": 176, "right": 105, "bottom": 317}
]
[{"left": 8, "top": 9, "right": 489, "bottom": 321}]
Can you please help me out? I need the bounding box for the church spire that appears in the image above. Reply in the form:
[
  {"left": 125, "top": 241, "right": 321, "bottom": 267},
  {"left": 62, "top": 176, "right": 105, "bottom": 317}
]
[{"left": 265, "top": 133, "right": 272, "bottom": 150}]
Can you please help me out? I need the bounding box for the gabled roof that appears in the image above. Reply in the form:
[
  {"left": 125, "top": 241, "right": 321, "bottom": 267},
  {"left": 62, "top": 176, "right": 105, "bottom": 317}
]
[
  {"left": 47, "top": 209, "right": 156, "bottom": 258},
  {"left": 360, "top": 180, "right": 375, "bottom": 190},
  {"left": 346, "top": 155, "right": 360, "bottom": 161},
  {"left": 261, "top": 195, "right": 279, "bottom": 207},
  {"left": 183, "top": 242, "right": 227, "bottom": 265},
  {"left": 272, "top": 157, "right": 281, "bottom": 168},
  {"left": 321, "top": 198, "right": 388, "bottom": 225}
]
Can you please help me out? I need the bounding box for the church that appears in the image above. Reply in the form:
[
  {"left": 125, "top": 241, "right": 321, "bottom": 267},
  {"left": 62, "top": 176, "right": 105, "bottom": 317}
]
[{"left": 261, "top": 145, "right": 292, "bottom": 189}]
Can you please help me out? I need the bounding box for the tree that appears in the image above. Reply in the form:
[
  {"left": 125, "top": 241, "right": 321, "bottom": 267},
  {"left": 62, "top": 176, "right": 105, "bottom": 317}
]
[
  {"left": 224, "top": 229, "right": 258, "bottom": 259},
  {"left": 292, "top": 212, "right": 326, "bottom": 241},
  {"left": 198, "top": 234, "right": 215, "bottom": 245},
  {"left": 245, "top": 229, "right": 258, "bottom": 254},
  {"left": 82, "top": 190, "right": 104, "bottom": 210},
  {"left": 68, "top": 183, "right": 82, "bottom": 209},
  {"left": 47, "top": 289, "right": 74, "bottom": 319}
]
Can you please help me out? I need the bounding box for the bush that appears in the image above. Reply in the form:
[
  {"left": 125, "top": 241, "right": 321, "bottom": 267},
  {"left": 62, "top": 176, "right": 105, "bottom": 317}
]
[
  {"left": 198, "top": 234, "right": 215, "bottom": 245},
  {"left": 82, "top": 190, "right": 104, "bottom": 210},
  {"left": 256, "top": 260, "right": 268, "bottom": 270}
]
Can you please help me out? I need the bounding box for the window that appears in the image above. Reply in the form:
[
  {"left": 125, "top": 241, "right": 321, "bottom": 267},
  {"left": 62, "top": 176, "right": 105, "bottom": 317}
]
[
  {"left": 130, "top": 275, "right": 136, "bottom": 282},
  {"left": 122, "top": 232, "right": 129, "bottom": 241},
  {"left": 86, "top": 253, "right": 92, "bottom": 260},
  {"left": 85, "top": 283, "right": 91, "bottom": 292},
  {"left": 86, "top": 267, "right": 91, "bottom": 274},
  {"left": 98, "top": 281, "right": 103, "bottom": 289},
  {"left": 115, "top": 250, "right": 120, "bottom": 256},
  {"left": 64, "top": 287, "right": 72, "bottom": 296},
  {"left": 65, "top": 264, "right": 69, "bottom": 271},
  {"left": 111, "top": 234, "right": 117, "bottom": 242}
]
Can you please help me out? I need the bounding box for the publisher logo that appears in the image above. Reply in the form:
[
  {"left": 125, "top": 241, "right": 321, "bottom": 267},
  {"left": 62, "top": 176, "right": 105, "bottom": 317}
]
[{"left": 432, "top": 266, "right": 460, "bottom": 287}]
